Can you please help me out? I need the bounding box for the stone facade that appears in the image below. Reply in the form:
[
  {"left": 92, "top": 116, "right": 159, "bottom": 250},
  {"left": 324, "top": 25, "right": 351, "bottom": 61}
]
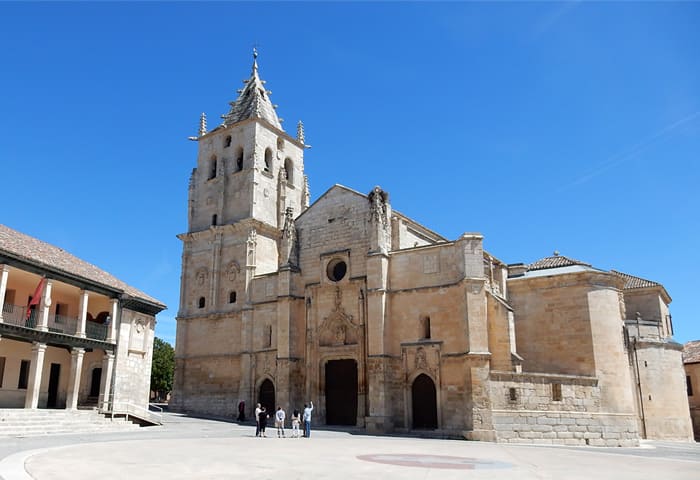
[{"left": 172, "top": 54, "right": 693, "bottom": 446}]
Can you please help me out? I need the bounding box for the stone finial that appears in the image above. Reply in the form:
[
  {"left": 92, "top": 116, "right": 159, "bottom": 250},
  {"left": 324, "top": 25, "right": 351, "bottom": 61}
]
[
  {"left": 302, "top": 175, "right": 310, "bottom": 210},
  {"left": 198, "top": 112, "right": 207, "bottom": 137},
  {"left": 553, "top": 250, "right": 560, "bottom": 256},
  {"left": 297, "top": 120, "right": 305, "bottom": 144}
]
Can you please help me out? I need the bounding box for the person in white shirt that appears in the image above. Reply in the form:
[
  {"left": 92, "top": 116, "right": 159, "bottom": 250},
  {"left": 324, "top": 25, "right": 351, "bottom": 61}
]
[
  {"left": 275, "top": 406, "right": 286, "bottom": 437},
  {"left": 302, "top": 401, "right": 314, "bottom": 438},
  {"left": 290, "top": 409, "right": 301, "bottom": 438},
  {"left": 254, "top": 403, "right": 262, "bottom": 437}
]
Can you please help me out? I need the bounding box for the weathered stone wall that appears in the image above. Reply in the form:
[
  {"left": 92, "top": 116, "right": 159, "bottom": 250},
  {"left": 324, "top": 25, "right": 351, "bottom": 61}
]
[
  {"left": 297, "top": 186, "right": 370, "bottom": 285},
  {"left": 388, "top": 285, "right": 468, "bottom": 356},
  {"left": 631, "top": 341, "right": 693, "bottom": 440},
  {"left": 489, "top": 371, "right": 639, "bottom": 446},
  {"left": 508, "top": 275, "right": 596, "bottom": 377},
  {"left": 113, "top": 309, "right": 155, "bottom": 408},
  {"left": 486, "top": 294, "right": 514, "bottom": 371}
]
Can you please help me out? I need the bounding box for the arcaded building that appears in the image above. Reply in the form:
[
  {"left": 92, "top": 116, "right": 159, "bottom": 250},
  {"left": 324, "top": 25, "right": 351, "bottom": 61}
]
[
  {"left": 0, "top": 225, "right": 165, "bottom": 414},
  {"left": 172, "top": 54, "right": 693, "bottom": 446}
]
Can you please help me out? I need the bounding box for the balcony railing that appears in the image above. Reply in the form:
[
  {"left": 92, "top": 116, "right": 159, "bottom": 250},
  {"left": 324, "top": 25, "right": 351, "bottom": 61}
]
[{"left": 1, "top": 303, "right": 111, "bottom": 342}]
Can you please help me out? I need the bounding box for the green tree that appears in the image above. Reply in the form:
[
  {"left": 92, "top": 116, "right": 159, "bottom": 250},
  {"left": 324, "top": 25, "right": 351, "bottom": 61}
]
[{"left": 150, "top": 337, "right": 175, "bottom": 401}]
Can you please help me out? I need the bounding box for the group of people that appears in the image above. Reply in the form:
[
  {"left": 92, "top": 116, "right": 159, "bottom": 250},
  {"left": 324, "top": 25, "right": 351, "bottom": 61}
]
[{"left": 252, "top": 401, "right": 314, "bottom": 438}]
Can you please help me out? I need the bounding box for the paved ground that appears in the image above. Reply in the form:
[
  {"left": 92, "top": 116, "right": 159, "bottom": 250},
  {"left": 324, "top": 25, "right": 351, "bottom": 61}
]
[{"left": 1, "top": 413, "right": 698, "bottom": 479}]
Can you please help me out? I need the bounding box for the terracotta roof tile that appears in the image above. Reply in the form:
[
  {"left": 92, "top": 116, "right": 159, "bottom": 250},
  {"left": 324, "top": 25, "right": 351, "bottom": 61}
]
[
  {"left": 683, "top": 340, "right": 700, "bottom": 364},
  {"left": 610, "top": 270, "right": 661, "bottom": 290},
  {"left": 0, "top": 224, "right": 164, "bottom": 308},
  {"left": 528, "top": 254, "right": 591, "bottom": 271}
]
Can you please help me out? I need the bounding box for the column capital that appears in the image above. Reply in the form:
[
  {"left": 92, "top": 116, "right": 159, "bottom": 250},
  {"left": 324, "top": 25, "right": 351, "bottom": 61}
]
[
  {"left": 32, "top": 341, "right": 47, "bottom": 353},
  {"left": 104, "top": 351, "right": 115, "bottom": 361},
  {"left": 71, "top": 347, "right": 86, "bottom": 356},
  {"left": 0, "top": 264, "right": 10, "bottom": 273}
]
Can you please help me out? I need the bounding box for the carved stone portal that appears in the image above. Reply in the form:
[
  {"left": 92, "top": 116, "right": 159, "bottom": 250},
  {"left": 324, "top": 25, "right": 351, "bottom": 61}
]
[{"left": 319, "top": 288, "right": 358, "bottom": 346}]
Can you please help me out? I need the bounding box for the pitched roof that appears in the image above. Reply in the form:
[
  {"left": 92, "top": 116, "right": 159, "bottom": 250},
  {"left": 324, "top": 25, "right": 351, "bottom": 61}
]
[
  {"left": 0, "top": 224, "right": 165, "bottom": 309},
  {"left": 683, "top": 340, "right": 700, "bottom": 364},
  {"left": 610, "top": 270, "right": 661, "bottom": 290},
  {"left": 528, "top": 254, "right": 591, "bottom": 271},
  {"left": 221, "top": 52, "right": 282, "bottom": 130}
]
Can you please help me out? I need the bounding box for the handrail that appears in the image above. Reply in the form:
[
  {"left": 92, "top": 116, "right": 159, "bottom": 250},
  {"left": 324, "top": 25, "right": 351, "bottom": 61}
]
[
  {"left": 98, "top": 392, "right": 163, "bottom": 425},
  {"left": 1, "top": 303, "right": 110, "bottom": 342}
]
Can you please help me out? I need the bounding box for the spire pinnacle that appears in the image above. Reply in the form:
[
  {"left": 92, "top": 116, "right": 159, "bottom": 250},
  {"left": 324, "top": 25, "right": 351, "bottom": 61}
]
[
  {"left": 297, "top": 120, "right": 305, "bottom": 144},
  {"left": 252, "top": 47, "right": 259, "bottom": 76},
  {"left": 198, "top": 112, "right": 207, "bottom": 137}
]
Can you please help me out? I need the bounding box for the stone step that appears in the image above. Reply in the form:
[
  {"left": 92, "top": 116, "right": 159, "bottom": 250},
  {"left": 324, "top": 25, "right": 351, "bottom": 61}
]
[{"left": 0, "top": 409, "right": 143, "bottom": 437}]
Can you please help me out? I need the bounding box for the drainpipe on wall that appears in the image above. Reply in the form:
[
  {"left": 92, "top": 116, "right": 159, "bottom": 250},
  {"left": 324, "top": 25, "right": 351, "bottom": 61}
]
[{"left": 632, "top": 338, "right": 647, "bottom": 439}]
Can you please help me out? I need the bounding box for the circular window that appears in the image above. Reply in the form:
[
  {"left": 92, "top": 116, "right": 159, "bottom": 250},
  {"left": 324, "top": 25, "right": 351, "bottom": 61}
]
[{"left": 326, "top": 259, "right": 347, "bottom": 282}]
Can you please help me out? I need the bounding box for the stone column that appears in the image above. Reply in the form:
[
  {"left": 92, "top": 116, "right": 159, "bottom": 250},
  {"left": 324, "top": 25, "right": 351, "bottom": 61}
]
[
  {"left": 100, "top": 352, "right": 115, "bottom": 411},
  {"left": 37, "top": 280, "right": 52, "bottom": 332},
  {"left": 0, "top": 264, "right": 9, "bottom": 323},
  {"left": 24, "top": 342, "right": 47, "bottom": 408},
  {"left": 365, "top": 250, "right": 390, "bottom": 433},
  {"left": 65, "top": 348, "right": 85, "bottom": 410},
  {"left": 107, "top": 298, "right": 119, "bottom": 343},
  {"left": 76, "top": 290, "right": 88, "bottom": 338}
]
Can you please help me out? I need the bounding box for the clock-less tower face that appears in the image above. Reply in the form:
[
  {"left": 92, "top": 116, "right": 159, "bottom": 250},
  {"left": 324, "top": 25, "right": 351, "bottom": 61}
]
[{"left": 178, "top": 53, "right": 307, "bottom": 317}]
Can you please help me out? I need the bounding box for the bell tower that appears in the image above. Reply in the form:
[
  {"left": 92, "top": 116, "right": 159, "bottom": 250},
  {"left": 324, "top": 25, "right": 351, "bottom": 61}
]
[{"left": 177, "top": 50, "right": 309, "bottom": 319}]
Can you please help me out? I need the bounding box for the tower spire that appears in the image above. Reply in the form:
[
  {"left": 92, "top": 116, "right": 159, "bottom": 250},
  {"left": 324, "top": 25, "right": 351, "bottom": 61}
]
[{"left": 221, "top": 49, "right": 282, "bottom": 129}]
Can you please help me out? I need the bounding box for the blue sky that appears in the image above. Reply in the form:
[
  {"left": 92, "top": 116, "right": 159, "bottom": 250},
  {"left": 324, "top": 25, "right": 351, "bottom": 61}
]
[{"left": 1, "top": 2, "right": 698, "bottom": 346}]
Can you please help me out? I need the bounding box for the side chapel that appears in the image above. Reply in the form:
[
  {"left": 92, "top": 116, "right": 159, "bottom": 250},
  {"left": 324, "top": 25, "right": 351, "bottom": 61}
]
[{"left": 172, "top": 53, "right": 693, "bottom": 446}]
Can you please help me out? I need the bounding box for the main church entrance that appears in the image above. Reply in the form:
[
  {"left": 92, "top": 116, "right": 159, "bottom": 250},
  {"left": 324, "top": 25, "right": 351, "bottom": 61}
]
[
  {"left": 412, "top": 374, "right": 438, "bottom": 429},
  {"left": 325, "top": 359, "right": 357, "bottom": 425},
  {"left": 258, "top": 379, "right": 275, "bottom": 418}
]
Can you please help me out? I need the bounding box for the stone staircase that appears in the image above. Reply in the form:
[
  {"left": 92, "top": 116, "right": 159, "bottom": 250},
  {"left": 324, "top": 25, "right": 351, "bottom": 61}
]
[{"left": 0, "top": 408, "right": 142, "bottom": 437}]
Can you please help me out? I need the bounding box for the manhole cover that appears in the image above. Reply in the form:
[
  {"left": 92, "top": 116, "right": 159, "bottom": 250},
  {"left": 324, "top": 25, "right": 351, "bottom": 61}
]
[{"left": 356, "top": 454, "right": 512, "bottom": 470}]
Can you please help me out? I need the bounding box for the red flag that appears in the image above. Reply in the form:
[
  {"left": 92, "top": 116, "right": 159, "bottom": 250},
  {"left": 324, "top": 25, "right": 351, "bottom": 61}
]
[{"left": 26, "top": 277, "right": 46, "bottom": 320}]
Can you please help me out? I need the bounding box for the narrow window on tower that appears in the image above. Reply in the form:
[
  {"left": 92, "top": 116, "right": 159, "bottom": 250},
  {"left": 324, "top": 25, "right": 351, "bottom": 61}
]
[
  {"left": 420, "top": 315, "right": 431, "bottom": 340},
  {"left": 264, "top": 325, "right": 272, "bottom": 348},
  {"left": 284, "top": 157, "right": 294, "bottom": 184},
  {"left": 224, "top": 135, "right": 232, "bottom": 148},
  {"left": 209, "top": 155, "right": 217, "bottom": 180},
  {"left": 212, "top": 214, "right": 217, "bottom": 226},
  {"left": 264, "top": 148, "right": 272, "bottom": 173},
  {"left": 235, "top": 147, "right": 244, "bottom": 172},
  {"left": 229, "top": 291, "right": 237, "bottom": 304},
  {"left": 198, "top": 297, "right": 205, "bottom": 309}
]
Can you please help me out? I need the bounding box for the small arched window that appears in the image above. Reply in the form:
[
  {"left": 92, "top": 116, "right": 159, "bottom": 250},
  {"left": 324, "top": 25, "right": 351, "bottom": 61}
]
[
  {"left": 235, "top": 147, "right": 244, "bottom": 172},
  {"left": 229, "top": 291, "right": 237, "bottom": 304},
  {"left": 284, "top": 157, "right": 294, "bottom": 184},
  {"left": 265, "top": 325, "right": 273, "bottom": 348},
  {"left": 224, "top": 135, "right": 232, "bottom": 148},
  {"left": 420, "top": 315, "right": 431, "bottom": 340},
  {"left": 198, "top": 297, "right": 206, "bottom": 309},
  {"left": 209, "top": 155, "right": 217, "bottom": 180},
  {"left": 264, "top": 148, "right": 272, "bottom": 173}
]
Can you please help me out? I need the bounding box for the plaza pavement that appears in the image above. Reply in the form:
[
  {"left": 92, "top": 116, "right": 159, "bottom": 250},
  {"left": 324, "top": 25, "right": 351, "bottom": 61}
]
[{"left": 0, "top": 412, "right": 698, "bottom": 479}]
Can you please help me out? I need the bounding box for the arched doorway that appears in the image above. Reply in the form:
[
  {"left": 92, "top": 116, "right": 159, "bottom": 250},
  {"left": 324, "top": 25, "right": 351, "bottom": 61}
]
[
  {"left": 258, "top": 379, "right": 275, "bottom": 419},
  {"left": 325, "top": 359, "right": 358, "bottom": 425},
  {"left": 412, "top": 374, "right": 438, "bottom": 429}
]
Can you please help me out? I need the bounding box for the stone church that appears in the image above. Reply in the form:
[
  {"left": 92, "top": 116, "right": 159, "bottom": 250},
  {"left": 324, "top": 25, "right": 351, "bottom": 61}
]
[{"left": 171, "top": 53, "right": 693, "bottom": 446}]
